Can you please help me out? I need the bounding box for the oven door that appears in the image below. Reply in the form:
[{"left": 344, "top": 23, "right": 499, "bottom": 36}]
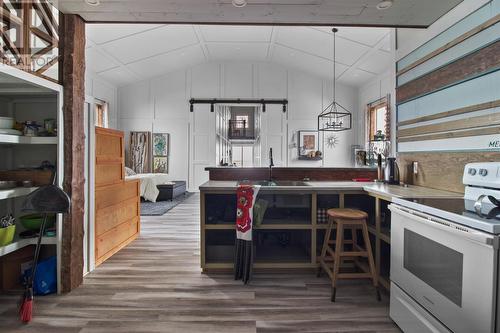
[{"left": 390, "top": 204, "right": 498, "bottom": 333}]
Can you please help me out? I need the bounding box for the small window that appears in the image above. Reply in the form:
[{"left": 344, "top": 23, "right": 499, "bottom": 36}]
[
  {"left": 235, "top": 115, "right": 249, "bottom": 129},
  {"left": 367, "top": 98, "right": 390, "bottom": 142},
  {"left": 95, "top": 102, "right": 109, "bottom": 128}
]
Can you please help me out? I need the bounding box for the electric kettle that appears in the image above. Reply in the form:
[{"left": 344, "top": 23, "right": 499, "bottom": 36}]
[{"left": 384, "top": 157, "right": 400, "bottom": 185}]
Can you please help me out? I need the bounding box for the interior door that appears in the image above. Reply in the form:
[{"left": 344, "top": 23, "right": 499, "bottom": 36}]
[
  {"left": 189, "top": 104, "right": 216, "bottom": 191},
  {"left": 261, "top": 104, "right": 287, "bottom": 166}
]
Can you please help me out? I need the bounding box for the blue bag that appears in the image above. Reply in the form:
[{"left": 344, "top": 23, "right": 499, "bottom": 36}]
[{"left": 23, "top": 256, "right": 57, "bottom": 295}]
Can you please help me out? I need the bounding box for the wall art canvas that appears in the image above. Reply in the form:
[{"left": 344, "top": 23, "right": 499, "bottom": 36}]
[
  {"left": 152, "top": 132, "right": 170, "bottom": 173},
  {"left": 153, "top": 156, "right": 168, "bottom": 174},
  {"left": 130, "top": 131, "right": 152, "bottom": 173},
  {"left": 153, "top": 133, "right": 169, "bottom": 156},
  {"left": 298, "top": 130, "right": 319, "bottom": 156}
]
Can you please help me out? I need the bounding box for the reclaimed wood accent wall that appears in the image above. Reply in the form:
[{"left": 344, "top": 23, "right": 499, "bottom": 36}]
[
  {"left": 95, "top": 127, "right": 140, "bottom": 267},
  {"left": 395, "top": 2, "right": 500, "bottom": 191},
  {"left": 206, "top": 167, "right": 377, "bottom": 181},
  {"left": 398, "top": 151, "right": 500, "bottom": 193},
  {"left": 61, "top": 14, "right": 85, "bottom": 293}
]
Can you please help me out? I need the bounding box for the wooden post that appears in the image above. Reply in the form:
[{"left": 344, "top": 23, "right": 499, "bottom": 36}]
[{"left": 60, "top": 13, "right": 85, "bottom": 292}]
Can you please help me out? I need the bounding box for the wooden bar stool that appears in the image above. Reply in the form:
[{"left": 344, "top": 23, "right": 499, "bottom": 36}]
[{"left": 317, "top": 208, "right": 380, "bottom": 302}]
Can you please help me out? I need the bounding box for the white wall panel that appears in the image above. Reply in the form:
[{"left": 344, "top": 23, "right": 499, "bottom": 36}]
[
  {"left": 118, "top": 80, "right": 152, "bottom": 119},
  {"left": 151, "top": 70, "right": 187, "bottom": 119},
  {"left": 287, "top": 71, "right": 322, "bottom": 121},
  {"left": 191, "top": 63, "right": 220, "bottom": 98},
  {"left": 223, "top": 63, "right": 254, "bottom": 98},
  {"left": 257, "top": 63, "right": 287, "bottom": 98}
]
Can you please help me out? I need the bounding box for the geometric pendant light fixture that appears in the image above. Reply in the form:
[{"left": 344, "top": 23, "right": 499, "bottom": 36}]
[{"left": 318, "top": 28, "right": 352, "bottom": 132}]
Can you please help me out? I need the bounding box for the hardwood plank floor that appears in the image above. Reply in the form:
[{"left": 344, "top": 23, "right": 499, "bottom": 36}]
[{"left": 0, "top": 194, "right": 399, "bottom": 332}]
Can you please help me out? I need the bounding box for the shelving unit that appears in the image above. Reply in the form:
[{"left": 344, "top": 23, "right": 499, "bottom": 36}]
[
  {"left": 0, "top": 134, "right": 58, "bottom": 145},
  {"left": 201, "top": 190, "right": 372, "bottom": 272},
  {"left": 0, "top": 186, "right": 37, "bottom": 200},
  {"left": 365, "top": 194, "right": 392, "bottom": 290},
  {"left": 0, "top": 67, "right": 63, "bottom": 293},
  {"left": 0, "top": 236, "right": 57, "bottom": 257}
]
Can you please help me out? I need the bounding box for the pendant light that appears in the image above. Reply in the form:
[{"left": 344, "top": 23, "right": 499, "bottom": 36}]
[{"left": 318, "top": 28, "right": 352, "bottom": 132}]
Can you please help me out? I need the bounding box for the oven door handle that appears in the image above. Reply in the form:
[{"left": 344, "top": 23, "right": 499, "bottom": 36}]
[{"left": 390, "top": 205, "right": 497, "bottom": 247}]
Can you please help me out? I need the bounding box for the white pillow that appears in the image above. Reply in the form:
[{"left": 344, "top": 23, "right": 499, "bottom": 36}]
[{"left": 125, "top": 167, "right": 136, "bottom": 176}]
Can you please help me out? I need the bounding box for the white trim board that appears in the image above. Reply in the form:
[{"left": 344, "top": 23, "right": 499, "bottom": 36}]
[{"left": 398, "top": 134, "right": 500, "bottom": 152}]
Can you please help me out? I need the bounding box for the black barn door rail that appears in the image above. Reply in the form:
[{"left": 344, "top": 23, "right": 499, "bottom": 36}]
[{"left": 189, "top": 98, "right": 288, "bottom": 113}]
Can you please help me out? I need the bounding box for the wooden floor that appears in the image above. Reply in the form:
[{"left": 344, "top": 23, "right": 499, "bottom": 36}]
[{"left": 0, "top": 194, "right": 399, "bottom": 333}]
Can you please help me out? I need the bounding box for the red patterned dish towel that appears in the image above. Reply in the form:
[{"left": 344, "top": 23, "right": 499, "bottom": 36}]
[{"left": 234, "top": 185, "right": 260, "bottom": 284}]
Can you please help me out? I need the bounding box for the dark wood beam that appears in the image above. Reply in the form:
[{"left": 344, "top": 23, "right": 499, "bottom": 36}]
[{"left": 60, "top": 13, "right": 85, "bottom": 293}]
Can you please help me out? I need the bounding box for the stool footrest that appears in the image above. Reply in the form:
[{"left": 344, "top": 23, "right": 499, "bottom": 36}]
[
  {"left": 340, "top": 251, "right": 368, "bottom": 257},
  {"left": 338, "top": 272, "right": 373, "bottom": 279}
]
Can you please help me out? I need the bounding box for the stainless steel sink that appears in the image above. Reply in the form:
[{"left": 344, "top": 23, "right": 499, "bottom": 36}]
[{"left": 238, "top": 180, "right": 310, "bottom": 187}]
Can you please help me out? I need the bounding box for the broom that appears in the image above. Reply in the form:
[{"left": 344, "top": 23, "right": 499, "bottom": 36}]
[
  {"left": 19, "top": 209, "right": 49, "bottom": 323},
  {"left": 19, "top": 172, "right": 69, "bottom": 323}
]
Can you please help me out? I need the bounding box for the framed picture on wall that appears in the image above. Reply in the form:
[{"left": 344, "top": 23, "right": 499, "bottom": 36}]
[
  {"left": 130, "top": 131, "right": 152, "bottom": 173},
  {"left": 152, "top": 133, "right": 169, "bottom": 173},
  {"left": 153, "top": 133, "right": 169, "bottom": 156},
  {"left": 298, "top": 130, "right": 319, "bottom": 157},
  {"left": 153, "top": 156, "right": 169, "bottom": 173}
]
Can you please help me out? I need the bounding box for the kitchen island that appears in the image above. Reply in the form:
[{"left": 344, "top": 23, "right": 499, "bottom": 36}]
[{"left": 200, "top": 180, "right": 461, "bottom": 289}]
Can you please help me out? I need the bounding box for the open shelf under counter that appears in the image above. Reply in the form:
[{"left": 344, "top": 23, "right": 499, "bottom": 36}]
[
  {"left": 0, "top": 186, "right": 38, "bottom": 201},
  {"left": 0, "top": 236, "right": 57, "bottom": 257},
  {"left": 0, "top": 134, "right": 58, "bottom": 145},
  {"left": 205, "top": 223, "right": 313, "bottom": 230}
]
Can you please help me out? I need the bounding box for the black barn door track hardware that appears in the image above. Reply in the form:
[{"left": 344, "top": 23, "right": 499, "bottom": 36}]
[{"left": 189, "top": 98, "right": 288, "bottom": 113}]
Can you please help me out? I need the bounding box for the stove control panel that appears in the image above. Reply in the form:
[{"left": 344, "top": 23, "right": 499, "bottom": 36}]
[{"left": 463, "top": 162, "right": 500, "bottom": 189}]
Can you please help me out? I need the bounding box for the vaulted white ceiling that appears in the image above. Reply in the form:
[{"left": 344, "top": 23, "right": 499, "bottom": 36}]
[
  {"left": 86, "top": 24, "right": 393, "bottom": 87},
  {"left": 58, "top": 0, "right": 463, "bottom": 27}
]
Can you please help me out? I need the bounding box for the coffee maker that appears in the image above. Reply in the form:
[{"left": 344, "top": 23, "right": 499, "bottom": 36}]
[{"left": 384, "top": 157, "right": 400, "bottom": 185}]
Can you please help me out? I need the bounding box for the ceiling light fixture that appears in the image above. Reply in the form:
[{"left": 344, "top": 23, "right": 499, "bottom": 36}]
[
  {"left": 318, "top": 28, "right": 352, "bottom": 132},
  {"left": 85, "top": 0, "right": 100, "bottom": 6},
  {"left": 376, "top": 0, "right": 394, "bottom": 10},
  {"left": 232, "top": 0, "right": 247, "bottom": 8}
]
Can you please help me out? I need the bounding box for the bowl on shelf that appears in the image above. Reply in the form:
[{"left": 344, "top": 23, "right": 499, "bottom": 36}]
[
  {"left": 20, "top": 214, "right": 56, "bottom": 231},
  {"left": 0, "top": 181, "right": 17, "bottom": 190},
  {"left": 0, "top": 128, "right": 22, "bottom": 136},
  {"left": 0, "top": 224, "right": 16, "bottom": 246},
  {"left": 0, "top": 116, "right": 14, "bottom": 129}
]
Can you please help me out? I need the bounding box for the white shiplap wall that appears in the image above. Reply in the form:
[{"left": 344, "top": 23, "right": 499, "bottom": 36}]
[{"left": 117, "top": 62, "right": 359, "bottom": 191}]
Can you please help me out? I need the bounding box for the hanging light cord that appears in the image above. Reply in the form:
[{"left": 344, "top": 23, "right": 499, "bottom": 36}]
[{"left": 332, "top": 28, "right": 336, "bottom": 103}]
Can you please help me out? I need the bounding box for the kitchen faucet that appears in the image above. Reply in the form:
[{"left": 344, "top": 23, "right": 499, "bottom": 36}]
[{"left": 269, "top": 148, "right": 274, "bottom": 181}]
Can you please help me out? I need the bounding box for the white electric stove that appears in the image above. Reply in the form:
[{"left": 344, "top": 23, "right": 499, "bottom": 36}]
[{"left": 389, "top": 162, "right": 500, "bottom": 333}]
